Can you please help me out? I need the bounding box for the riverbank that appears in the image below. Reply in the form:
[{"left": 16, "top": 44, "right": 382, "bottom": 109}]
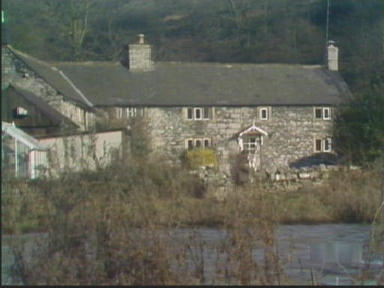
[
  {"left": 2, "top": 164, "right": 382, "bottom": 234},
  {"left": 2, "top": 162, "right": 383, "bottom": 285},
  {"left": 2, "top": 224, "right": 383, "bottom": 286}
]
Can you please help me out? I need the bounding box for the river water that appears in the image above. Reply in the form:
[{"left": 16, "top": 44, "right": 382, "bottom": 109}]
[{"left": 2, "top": 224, "right": 383, "bottom": 285}]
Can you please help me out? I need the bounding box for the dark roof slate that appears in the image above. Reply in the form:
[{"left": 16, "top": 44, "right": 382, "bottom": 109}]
[
  {"left": 9, "top": 84, "right": 79, "bottom": 128},
  {"left": 8, "top": 46, "right": 93, "bottom": 109},
  {"left": 6, "top": 46, "right": 351, "bottom": 107},
  {"left": 53, "top": 61, "right": 351, "bottom": 107}
]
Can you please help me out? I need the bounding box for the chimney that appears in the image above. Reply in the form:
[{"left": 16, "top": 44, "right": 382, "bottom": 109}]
[
  {"left": 327, "top": 40, "right": 339, "bottom": 71},
  {"left": 128, "top": 34, "right": 153, "bottom": 72}
]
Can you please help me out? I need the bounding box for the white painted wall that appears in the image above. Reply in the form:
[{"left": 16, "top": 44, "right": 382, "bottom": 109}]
[
  {"left": 39, "top": 130, "right": 123, "bottom": 175},
  {"left": 28, "top": 150, "right": 48, "bottom": 179}
]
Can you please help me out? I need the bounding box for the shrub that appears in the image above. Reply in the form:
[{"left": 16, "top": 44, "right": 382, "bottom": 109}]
[{"left": 182, "top": 148, "right": 218, "bottom": 169}]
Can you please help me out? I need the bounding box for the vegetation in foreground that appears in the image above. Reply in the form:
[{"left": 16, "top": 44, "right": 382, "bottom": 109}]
[
  {"left": 2, "top": 156, "right": 383, "bottom": 285},
  {"left": 2, "top": 158, "right": 382, "bottom": 235}
]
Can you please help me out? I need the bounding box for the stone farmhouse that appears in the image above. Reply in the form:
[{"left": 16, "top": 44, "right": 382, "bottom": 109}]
[{"left": 2, "top": 33, "right": 351, "bottom": 177}]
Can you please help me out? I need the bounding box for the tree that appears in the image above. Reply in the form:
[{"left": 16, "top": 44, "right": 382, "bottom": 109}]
[
  {"left": 333, "top": 84, "right": 384, "bottom": 165},
  {"left": 41, "top": 0, "right": 97, "bottom": 60}
]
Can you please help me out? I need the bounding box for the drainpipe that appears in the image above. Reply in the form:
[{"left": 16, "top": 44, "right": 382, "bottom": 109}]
[{"left": 15, "top": 137, "right": 18, "bottom": 177}]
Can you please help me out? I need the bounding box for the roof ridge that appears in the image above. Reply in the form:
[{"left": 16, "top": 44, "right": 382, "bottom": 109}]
[
  {"left": 155, "top": 61, "right": 323, "bottom": 68},
  {"left": 51, "top": 61, "right": 121, "bottom": 66},
  {"left": 8, "top": 46, "right": 57, "bottom": 69}
]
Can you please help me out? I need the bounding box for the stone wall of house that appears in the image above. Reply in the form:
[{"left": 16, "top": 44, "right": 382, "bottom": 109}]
[
  {"left": 145, "top": 106, "right": 333, "bottom": 173},
  {"left": 1, "top": 47, "right": 90, "bottom": 131}
]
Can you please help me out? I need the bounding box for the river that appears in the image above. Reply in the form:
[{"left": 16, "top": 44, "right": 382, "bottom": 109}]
[{"left": 2, "top": 224, "right": 383, "bottom": 285}]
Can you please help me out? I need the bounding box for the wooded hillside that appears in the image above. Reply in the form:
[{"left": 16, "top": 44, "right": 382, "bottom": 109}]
[
  {"left": 3, "top": 0, "right": 383, "bottom": 93},
  {"left": 1, "top": 0, "right": 383, "bottom": 165}
]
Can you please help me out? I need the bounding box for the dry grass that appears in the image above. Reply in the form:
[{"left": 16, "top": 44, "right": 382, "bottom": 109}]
[{"left": 2, "top": 158, "right": 383, "bottom": 285}]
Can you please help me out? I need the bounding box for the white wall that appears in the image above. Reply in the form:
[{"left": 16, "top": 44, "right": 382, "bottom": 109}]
[
  {"left": 39, "top": 130, "right": 123, "bottom": 175},
  {"left": 29, "top": 150, "right": 48, "bottom": 179}
]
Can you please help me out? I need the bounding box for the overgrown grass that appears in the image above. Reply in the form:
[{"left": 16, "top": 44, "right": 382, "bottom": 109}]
[
  {"left": 1, "top": 157, "right": 383, "bottom": 285},
  {"left": 2, "top": 162, "right": 382, "bottom": 232}
]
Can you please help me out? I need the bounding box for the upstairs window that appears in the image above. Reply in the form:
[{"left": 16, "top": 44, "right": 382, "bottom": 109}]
[
  {"left": 185, "top": 137, "right": 212, "bottom": 150},
  {"left": 314, "top": 137, "right": 332, "bottom": 152},
  {"left": 314, "top": 107, "right": 331, "bottom": 120},
  {"left": 185, "top": 107, "right": 213, "bottom": 120},
  {"left": 258, "top": 107, "right": 271, "bottom": 120},
  {"left": 116, "top": 107, "right": 141, "bottom": 118}
]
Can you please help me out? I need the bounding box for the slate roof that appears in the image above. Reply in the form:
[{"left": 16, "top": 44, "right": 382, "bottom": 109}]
[
  {"left": 7, "top": 46, "right": 351, "bottom": 108},
  {"left": 8, "top": 46, "right": 93, "bottom": 109},
  {"left": 8, "top": 84, "right": 79, "bottom": 128},
  {"left": 53, "top": 61, "right": 351, "bottom": 107}
]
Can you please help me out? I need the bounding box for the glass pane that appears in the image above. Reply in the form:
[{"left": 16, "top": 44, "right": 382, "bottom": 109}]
[
  {"left": 203, "top": 107, "right": 210, "bottom": 119},
  {"left": 195, "top": 140, "right": 202, "bottom": 147},
  {"left": 188, "top": 140, "right": 193, "bottom": 149},
  {"left": 315, "top": 108, "right": 322, "bottom": 119},
  {"left": 261, "top": 109, "right": 267, "bottom": 119},
  {"left": 187, "top": 108, "right": 193, "bottom": 119},
  {"left": 204, "top": 139, "right": 210, "bottom": 147},
  {"left": 315, "top": 139, "right": 322, "bottom": 151},
  {"left": 323, "top": 108, "right": 329, "bottom": 119},
  {"left": 195, "top": 108, "right": 202, "bottom": 120},
  {"left": 324, "top": 138, "right": 332, "bottom": 151}
]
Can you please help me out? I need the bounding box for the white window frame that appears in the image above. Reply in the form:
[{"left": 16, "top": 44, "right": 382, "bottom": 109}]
[
  {"left": 314, "top": 137, "right": 332, "bottom": 152},
  {"left": 186, "top": 107, "right": 212, "bottom": 120},
  {"left": 314, "top": 107, "right": 331, "bottom": 120},
  {"left": 260, "top": 108, "right": 268, "bottom": 120},
  {"left": 116, "top": 107, "right": 138, "bottom": 118},
  {"left": 242, "top": 136, "right": 262, "bottom": 151},
  {"left": 323, "top": 137, "right": 332, "bottom": 152},
  {"left": 258, "top": 107, "right": 271, "bottom": 120},
  {"left": 185, "top": 137, "right": 212, "bottom": 149},
  {"left": 323, "top": 108, "right": 331, "bottom": 120},
  {"left": 194, "top": 108, "right": 202, "bottom": 120}
]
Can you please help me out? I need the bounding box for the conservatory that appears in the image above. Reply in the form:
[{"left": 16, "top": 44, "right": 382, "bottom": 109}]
[{"left": 2, "top": 122, "right": 48, "bottom": 179}]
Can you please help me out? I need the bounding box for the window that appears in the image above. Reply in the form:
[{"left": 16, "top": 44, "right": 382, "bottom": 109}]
[
  {"left": 187, "top": 139, "right": 194, "bottom": 150},
  {"left": 258, "top": 107, "right": 271, "bottom": 120},
  {"left": 243, "top": 136, "right": 262, "bottom": 151},
  {"left": 314, "top": 137, "right": 332, "bottom": 152},
  {"left": 76, "top": 108, "right": 83, "bottom": 122},
  {"left": 314, "top": 107, "right": 331, "bottom": 120},
  {"left": 186, "top": 107, "right": 213, "bottom": 120},
  {"left": 260, "top": 108, "right": 268, "bottom": 120},
  {"left": 185, "top": 138, "right": 212, "bottom": 149},
  {"left": 116, "top": 107, "right": 139, "bottom": 118},
  {"left": 323, "top": 138, "right": 332, "bottom": 152},
  {"left": 195, "top": 108, "right": 202, "bottom": 120}
]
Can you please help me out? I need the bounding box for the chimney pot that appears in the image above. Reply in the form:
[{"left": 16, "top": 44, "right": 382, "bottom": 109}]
[{"left": 138, "top": 34, "right": 145, "bottom": 44}]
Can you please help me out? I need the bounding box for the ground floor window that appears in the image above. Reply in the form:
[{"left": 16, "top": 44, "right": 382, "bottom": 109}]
[
  {"left": 185, "top": 137, "right": 212, "bottom": 150},
  {"left": 242, "top": 136, "right": 262, "bottom": 151},
  {"left": 314, "top": 137, "right": 332, "bottom": 152}
]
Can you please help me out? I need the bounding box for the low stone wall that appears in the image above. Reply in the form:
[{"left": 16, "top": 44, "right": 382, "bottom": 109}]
[
  {"left": 192, "top": 164, "right": 359, "bottom": 200},
  {"left": 266, "top": 164, "right": 340, "bottom": 182},
  {"left": 190, "top": 166, "right": 233, "bottom": 201}
]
